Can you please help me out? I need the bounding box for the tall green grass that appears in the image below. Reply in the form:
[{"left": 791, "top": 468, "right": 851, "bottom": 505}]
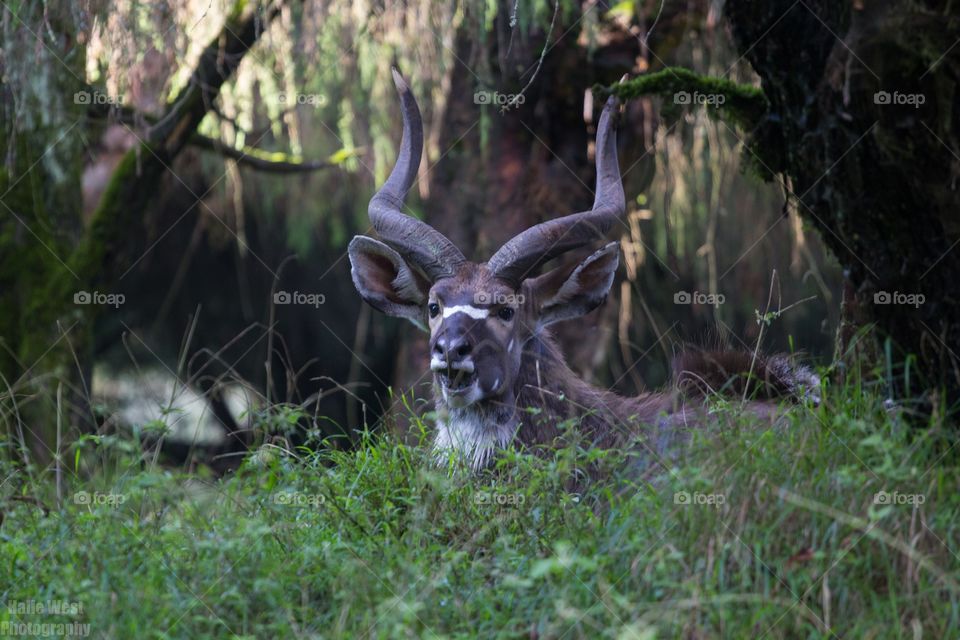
[{"left": 1, "top": 383, "right": 958, "bottom": 638}]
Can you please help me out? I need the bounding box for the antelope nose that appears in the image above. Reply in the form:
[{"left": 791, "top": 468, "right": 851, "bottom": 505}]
[{"left": 433, "top": 334, "right": 473, "bottom": 362}]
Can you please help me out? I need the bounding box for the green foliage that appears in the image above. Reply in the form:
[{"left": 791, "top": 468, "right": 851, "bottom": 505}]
[
  {"left": 2, "top": 384, "right": 959, "bottom": 638},
  {"left": 596, "top": 66, "right": 769, "bottom": 132}
]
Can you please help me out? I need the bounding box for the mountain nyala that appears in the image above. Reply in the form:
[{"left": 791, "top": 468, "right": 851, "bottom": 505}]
[{"left": 348, "top": 69, "right": 819, "bottom": 471}]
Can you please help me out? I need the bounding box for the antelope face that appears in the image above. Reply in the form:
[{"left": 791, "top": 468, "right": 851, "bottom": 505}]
[
  {"left": 344, "top": 245, "right": 531, "bottom": 409},
  {"left": 425, "top": 270, "right": 525, "bottom": 408},
  {"left": 348, "top": 242, "right": 621, "bottom": 409}
]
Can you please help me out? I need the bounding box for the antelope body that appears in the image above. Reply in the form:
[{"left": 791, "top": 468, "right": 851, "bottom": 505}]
[{"left": 348, "top": 70, "right": 817, "bottom": 470}]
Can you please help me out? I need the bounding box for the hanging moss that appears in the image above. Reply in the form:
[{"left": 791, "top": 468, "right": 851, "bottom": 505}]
[
  {"left": 594, "top": 67, "right": 781, "bottom": 181},
  {"left": 594, "top": 66, "right": 769, "bottom": 131}
]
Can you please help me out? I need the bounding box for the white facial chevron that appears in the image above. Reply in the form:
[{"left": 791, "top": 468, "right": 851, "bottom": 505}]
[{"left": 442, "top": 305, "right": 489, "bottom": 320}]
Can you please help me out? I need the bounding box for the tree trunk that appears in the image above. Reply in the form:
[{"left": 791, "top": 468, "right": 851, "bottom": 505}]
[
  {"left": 725, "top": 0, "right": 960, "bottom": 410},
  {"left": 1, "top": 2, "right": 89, "bottom": 462}
]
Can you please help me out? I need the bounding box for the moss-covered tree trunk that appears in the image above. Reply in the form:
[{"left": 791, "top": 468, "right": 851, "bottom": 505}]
[
  {"left": 0, "top": 2, "right": 91, "bottom": 463},
  {"left": 1, "top": 1, "right": 286, "bottom": 463},
  {"left": 724, "top": 0, "right": 960, "bottom": 410}
]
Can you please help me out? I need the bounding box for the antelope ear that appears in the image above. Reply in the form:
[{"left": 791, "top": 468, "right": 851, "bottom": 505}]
[
  {"left": 348, "top": 235, "right": 430, "bottom": 331},
  {"left": 530, "top": 242, "right": 619, "bottom": 327}
]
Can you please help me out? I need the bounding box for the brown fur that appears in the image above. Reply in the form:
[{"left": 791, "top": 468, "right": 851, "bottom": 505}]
[
  {"left": 467, "top": 331, "right": 815, "bottom": 470},
  {"left": 673, "top": 350, "right": 820, "bottom": 401}
]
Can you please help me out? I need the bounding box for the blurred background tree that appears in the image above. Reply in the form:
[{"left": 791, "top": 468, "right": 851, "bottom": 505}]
[{"left": 1, "top": 0, "right": 843, "bottom": 469}]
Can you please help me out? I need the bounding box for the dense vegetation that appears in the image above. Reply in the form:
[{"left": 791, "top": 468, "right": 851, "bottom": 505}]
[{"left": 3, "top": 379, "right": 958, "bottom": 638}]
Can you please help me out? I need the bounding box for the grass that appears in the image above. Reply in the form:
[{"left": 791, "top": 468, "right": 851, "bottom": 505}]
[{"left": 2, "top": 381, "right": 959, "bottom": 639}]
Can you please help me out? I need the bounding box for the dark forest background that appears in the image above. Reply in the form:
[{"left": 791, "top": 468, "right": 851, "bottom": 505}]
[{"left": 2, "top": 0, "right": 957, "bottom": 468}]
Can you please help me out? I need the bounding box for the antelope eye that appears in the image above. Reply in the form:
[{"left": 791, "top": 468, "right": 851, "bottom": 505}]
[
  {"left": 497, "top": 307, "right": 515, "bottom": 322},
  {"left": 428, "top": 303, "right": 440, "bottom": 318}
]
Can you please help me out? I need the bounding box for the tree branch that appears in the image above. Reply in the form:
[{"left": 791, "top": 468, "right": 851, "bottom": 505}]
[
  {"left": 68, "top": 0, "right": 291, "bottom": 290},
  {"left": 149, "top": 0, "right": 285, "bottom": 155},
  {"left": 190, "top": 134, "right": 340, "bottom": 173}
]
